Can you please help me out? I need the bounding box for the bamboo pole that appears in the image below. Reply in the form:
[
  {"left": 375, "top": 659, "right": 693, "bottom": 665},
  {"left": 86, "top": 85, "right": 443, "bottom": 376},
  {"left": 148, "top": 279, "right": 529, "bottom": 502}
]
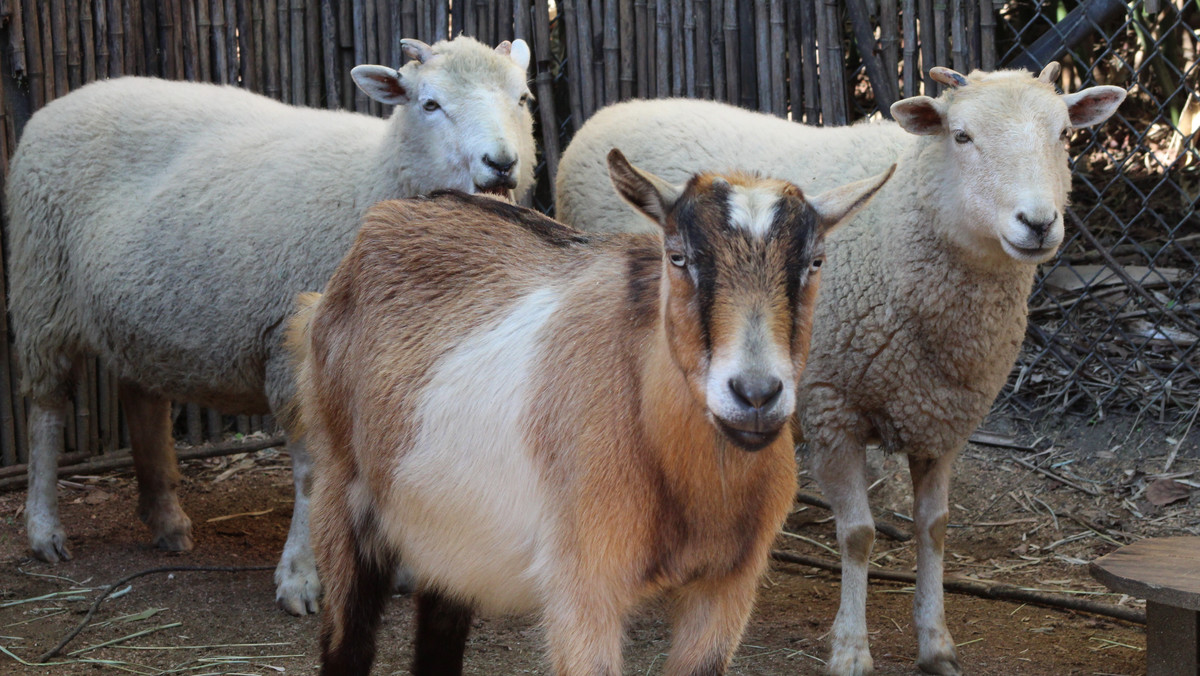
[
  {"left": 669, "top": 0, "right": 681, "bottom": 97},
  {"left": 709, "top": 0, "right": 723, "bottom": 101},
  {"left": 195, "top": 0, "right": 211, "bottom": 80},
  {"left": 38, "top": 1, "right": 56, "bottom": 102},
  {"left": 531, "top": 0, "right": 559, "bottom": 184},
  {"left": 683, "top": 0, "right": 695, "bottom": 97},
  {"left": 634, "top": 0, "right": 647, "bottom": 97},
  {"left": 50, "top": 0, "right": 67, "bottom": 96},
  {"left": 0, "top": 238, "right": 16, "bottom": 467},
  {"left": 880, "top": 0, "right": 899, "bottom": 93},
  {"left": 721, "top": 0, "right": 736, "bottom": 103},
  {"left": 182, "top": 0, "right": 199, "bottom": 80},
  {"left": 172, "top": 0, "right": 187, "bottom": 80},
  {"left": 290, "top": 0, "right": 305, "bottom": 105},
  {"left": 768, "top": 0, "right": 784, "bottom": 117},
  {"left": 646, "top": 0, "right": 656, "bottom": 98},
  {"left": 155, "top": 0, "right": 174, "bottom": 79},
  {"left": 902, "top": 0, "right": 916, "bottom": 96},
  {"left": 130, "top": 0, "right": 146, "bottom": 75},
  {"left": 417, "top": 0, "right": 430, "bottom": 42},
  {"left": 306, "top": 0, "right": 319, "bottom": 105},
  {"left": 576, "top": 0, "right": 595, "bottom": 118},
  {"left": 753, "top": 0, "right": 769, "bottom": 112},
  {"left": 338, "top": 0, "right": 353, "bottom": 108},
  {"left": 210, "top": 0, "right": 227, "bottom": 83},
  {"left": 435, "top": 0, "right": 447, "bottom": 42},
  {"left": 786, "top": 0, "right": 802, "bottom": 119},
  {"left": 561, "top": 0, "right": 583, "bottom": 129},
  {"left": 85, "top": 360, "right": 99, "bottom": 456},
  {"left": 933, "top": 0, "right": 947, "bottom": 76},
  {"left": 591, "top": 0, "right": 604, "bottom": 107},
  {"left": 693, "top": 0, "right": 709, "bottom": 99},
  {"left": 7, "top": 0, "right": 26, "bottom": 81},
  {"left": 736, "top": 0, "right": 753, "bottom": 108},
  {"left": 80, "top": 0, "right": 96, "bottom": 83},
  {"left": 364, "top": 0, "right": 377, "bottom": 114},
  {"left": 104, "top": 0, "right": 120, "bottom": 77},
  {"left": 818, "top": 0, "right": 847, "bottom": 124},
  {"left": 655, "top": 0, "right": 669, "bottom": 97},
  {"left": 278, "top": 0, "right": 291, "bottom": 103},
  {"left": 222, "top": 0, "right": 236, "bottom": 84},
  {"left": 604, "top": 0, "right": 619, "bottom": 104},
  {"left": 618, "top": 0, "right": 632, "bottom": 99},
  {"left": 320, "top": 0, "right": 337, "bottom": 107},
  {"left": 978, "top": 0, "right": 995, "bottom": 70},
  {"left": 950, "top": 0, "right": 966, "bottom": 72},
  {"left": 66, "top": 0, "right": 82, "bottom": 89},
  {"left": 249, "top": 0, "right": 264, "bottom": 92},
  {"left": 917, "top": 0, "right": 935, "bottom": 93}
]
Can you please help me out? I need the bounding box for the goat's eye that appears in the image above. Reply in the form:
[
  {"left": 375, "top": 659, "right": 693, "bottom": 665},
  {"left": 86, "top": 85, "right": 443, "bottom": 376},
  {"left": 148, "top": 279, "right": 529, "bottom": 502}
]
[
  {"left": 810, "top": 257, "right": 824, "bottom": 271},
  {"left": 953, "top": 130, "right": 972, "bottom": 144},
  {"left": 1060, "top": 127, "right": 1071, "bottom": 141},
  {"left": 518, "top": 93, "right": 530, "bottom": 107},
  {"left": 422, "top": 99, "right": 440, "bottom": 112},
  {"left": 668, "top": 252, "right": 687, "bottom": 268}
]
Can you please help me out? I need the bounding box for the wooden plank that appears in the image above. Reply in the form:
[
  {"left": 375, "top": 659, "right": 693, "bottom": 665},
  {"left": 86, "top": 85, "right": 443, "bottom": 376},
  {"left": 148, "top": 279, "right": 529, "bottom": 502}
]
[{"left": 1091, "top": 537, "right": 1200, "bottom": 610}]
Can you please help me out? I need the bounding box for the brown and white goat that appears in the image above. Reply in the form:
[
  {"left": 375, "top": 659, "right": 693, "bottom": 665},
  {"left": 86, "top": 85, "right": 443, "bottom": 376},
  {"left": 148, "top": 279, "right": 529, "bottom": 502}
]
[{"left": 289, "top": 149, "right": 893, "bottom": 675}]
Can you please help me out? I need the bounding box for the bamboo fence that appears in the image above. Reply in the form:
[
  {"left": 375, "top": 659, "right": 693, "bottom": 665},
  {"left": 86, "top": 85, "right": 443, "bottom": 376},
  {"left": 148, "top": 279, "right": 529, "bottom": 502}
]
[{"left": 0, "top": 0, "right": 1193, "bottom": 469}]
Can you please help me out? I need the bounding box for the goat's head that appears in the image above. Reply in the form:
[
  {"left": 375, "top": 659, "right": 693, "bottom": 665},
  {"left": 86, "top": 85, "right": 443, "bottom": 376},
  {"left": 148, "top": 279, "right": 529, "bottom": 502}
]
[
  {"left": 891, "top": 62, "right": 1125, "bottom": 264},
  {"left": 608, "top": 149, "right": 893, "bottom": 451},
  {"left": 352, "top": 35, "right": 535, "bottom": 198}
]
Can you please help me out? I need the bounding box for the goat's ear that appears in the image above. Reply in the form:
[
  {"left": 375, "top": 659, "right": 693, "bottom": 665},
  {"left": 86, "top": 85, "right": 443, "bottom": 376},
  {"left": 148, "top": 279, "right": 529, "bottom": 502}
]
[
  {"left": 1062, "top": 86, "right": 1126, "bottom": 128},
  {"left": 503, "top": 39, "right": 531, "bottom": 71},
  {"left": 807, "top": 165, "right": 895, "bottom": 234},
  {"left": 607, "top": 149, "right": 681, "bottom": 228},
  {"left": 351, "top": 65, "right": 409, "bottom": 105},
  {"left": 891, "top": 96, "right": 944, "bottom": 135}
]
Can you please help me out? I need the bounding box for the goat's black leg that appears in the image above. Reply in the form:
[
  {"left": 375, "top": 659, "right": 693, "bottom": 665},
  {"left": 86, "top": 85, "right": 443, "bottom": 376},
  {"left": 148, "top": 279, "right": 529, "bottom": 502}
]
[
  {"left": 411, "top": 590, "right": 474, "bottom": 676},
  {"left": 318, "top": 543, "right": 393, "bottom": 676}
]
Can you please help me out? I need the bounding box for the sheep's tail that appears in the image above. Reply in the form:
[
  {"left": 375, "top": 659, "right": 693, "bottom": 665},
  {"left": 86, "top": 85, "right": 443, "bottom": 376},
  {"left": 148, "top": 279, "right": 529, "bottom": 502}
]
[{"left": 278, "top": 292, "right": 324, "bottom": 435}]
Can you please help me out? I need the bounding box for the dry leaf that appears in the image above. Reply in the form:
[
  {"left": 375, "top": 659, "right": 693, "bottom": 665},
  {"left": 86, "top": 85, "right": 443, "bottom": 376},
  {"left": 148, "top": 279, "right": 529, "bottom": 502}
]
[
  {"left": 1146, "top": 478, "right": 1190, "bottom": 507},
  {"left": 83, "top": 489, "right": 113, "bottom": 505}
]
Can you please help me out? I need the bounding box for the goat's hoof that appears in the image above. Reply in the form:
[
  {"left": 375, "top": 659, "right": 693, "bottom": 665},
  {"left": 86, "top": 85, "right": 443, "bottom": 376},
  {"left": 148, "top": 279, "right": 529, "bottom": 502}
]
[
  {"left": 917, "top": 653, "right": 962, "bottom": 676},
  {"left": 29, "top": 527, "right": 72, "bottom": 563},
  {"left": 827, "top": 647, "right": 874, "bottom": 676},
  {"left": 276, "top": 561, "right": 322, "bottom": 616}
]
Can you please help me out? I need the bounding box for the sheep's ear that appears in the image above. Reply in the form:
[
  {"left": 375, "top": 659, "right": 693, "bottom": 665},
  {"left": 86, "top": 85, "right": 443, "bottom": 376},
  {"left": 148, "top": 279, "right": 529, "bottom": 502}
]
[
  {"left": 891, "top": 96, "right": 944, "bottom": 135},
  {"left": 509, "top": 39, "right": 531, "bottom": 71},
  {"left": 1062, "top": 86, "right": 1126, "bottom": 128},
  {"left": 607, "top": 148, "right": 681, "bottom": 229},
  {"left": 351, "top": 65, "right": 409, "bottom": 105},
  {"left": 807, "top": 165, "right": 895, "bottom": 234}
]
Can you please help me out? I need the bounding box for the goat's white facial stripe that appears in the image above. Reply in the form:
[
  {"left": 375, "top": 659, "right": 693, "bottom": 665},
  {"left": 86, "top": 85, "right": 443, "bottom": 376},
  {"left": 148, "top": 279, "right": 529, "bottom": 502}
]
[
  {"left": 725, "top": 185, "right": 781, "bottom": 237},
  {"left": 383, "top": 288, "right": 559, "bottom": 613}
]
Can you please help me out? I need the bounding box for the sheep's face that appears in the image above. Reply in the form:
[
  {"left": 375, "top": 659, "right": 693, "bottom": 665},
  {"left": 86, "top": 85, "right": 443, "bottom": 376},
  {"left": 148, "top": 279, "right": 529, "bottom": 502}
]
[
  {"left": 351, "top": 36, "right": 536, "bottom": 199},
  {"left": 892, "top": 64, "right": 1125, "bottom": 265},
  {"left": 608, "top": 150, "right": 893, "bottom": 451}
]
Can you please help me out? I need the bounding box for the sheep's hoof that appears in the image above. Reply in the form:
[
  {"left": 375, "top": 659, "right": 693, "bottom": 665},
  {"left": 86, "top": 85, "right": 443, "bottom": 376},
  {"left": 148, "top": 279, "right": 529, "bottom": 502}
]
[
  {"left": 827, "top": 643, "right": 874, "bottom": 676},
  {"left": 29, "top": 525, "right": 72, "bottom": 563},
  {"left": 917, "top": 652, "right": 962, "bottom": 676},
  {"left": 275, "top": 557, "right": 322, "bottom": 616}
]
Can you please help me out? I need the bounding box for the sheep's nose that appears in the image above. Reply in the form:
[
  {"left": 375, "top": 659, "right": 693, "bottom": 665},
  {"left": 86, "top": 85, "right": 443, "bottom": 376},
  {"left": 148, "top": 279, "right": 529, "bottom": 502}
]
[
  {"left": 483, "top": 153, "right": 517, "bottom": 175},
  {"left": 728, "top": 375, "right": 784, "bottom": 412},
  {"left": 1017, "top": 211, "right": 1056, "bottom": 240}
]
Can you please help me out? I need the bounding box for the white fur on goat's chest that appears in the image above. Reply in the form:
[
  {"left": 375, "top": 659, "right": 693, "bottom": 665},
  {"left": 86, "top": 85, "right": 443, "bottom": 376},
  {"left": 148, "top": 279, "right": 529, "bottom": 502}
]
[{"left": 377, "top": 289, "right": 561, "bottom": 613}]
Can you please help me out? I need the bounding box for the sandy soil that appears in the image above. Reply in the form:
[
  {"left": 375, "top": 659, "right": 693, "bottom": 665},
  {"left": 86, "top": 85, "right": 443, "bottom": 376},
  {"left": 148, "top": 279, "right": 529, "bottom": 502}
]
[{"left": 1, "top": 410, "right": 1191, "bottom": 675}]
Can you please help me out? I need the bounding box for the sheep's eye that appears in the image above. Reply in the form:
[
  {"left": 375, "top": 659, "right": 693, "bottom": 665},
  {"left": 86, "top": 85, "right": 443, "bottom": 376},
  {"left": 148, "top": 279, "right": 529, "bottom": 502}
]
[
  {"left": 668, "top": 252, "right": 687, "bottom": 268},
  {"left": 422, "top": 99, "right": 440, "bottom": 112},
  {"left": 518, "top": 93, "right": 530, "bottom": 107},
  {"left": 953, "top": 130, "right": 972, "bottom": 144}
]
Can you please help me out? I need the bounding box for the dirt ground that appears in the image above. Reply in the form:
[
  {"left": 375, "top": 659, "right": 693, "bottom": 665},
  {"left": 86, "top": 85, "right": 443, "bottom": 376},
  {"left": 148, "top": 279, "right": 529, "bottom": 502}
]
[{"left": 0, "top": 410, "right": 1195, "bottom": 675}]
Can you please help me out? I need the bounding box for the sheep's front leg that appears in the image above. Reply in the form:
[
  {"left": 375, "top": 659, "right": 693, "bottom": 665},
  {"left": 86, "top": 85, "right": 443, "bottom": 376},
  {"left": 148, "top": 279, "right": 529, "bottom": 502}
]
[
  {"left": 274, "top": 438, "right": 322, "bottom": 615},
  {"left": 119, "top": 383, "right": 193, "bottom": 552},
  {"left": 811, "top": 435, "right": 875, "bottom": 676},
  {"left": 908, "top": 452, "right": 961, "bottom": 676},
  {"left": 663, "top": 572, "right": 760, "bottom": 675},
  {"left": 26, "top": 400, "right": 71, "bottom": 562}
]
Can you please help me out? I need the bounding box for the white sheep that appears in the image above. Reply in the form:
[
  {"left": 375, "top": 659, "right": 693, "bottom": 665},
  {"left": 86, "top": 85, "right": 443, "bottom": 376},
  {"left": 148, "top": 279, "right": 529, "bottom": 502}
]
[
  {"left": 554, "top": 64, "right": 1125, "bottom": 675},
  {"left": 289, "top": 150, "right": 892, "bottom": 675},
  {"left": 5, "top": 34, "right": 535, "bottom": 616}
]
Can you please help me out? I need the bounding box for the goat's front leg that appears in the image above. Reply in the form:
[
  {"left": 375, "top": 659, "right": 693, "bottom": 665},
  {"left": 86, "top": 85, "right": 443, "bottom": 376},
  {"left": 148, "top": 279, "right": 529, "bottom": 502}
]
[
  {"left": 908, "top": 452, "right": 961, "bottom": 676},
  {"left": 662, "top": 571, "right": 760, "bottom": 675},
  {"left": 810, "top": 434, "right": 875, "bottom": 676},
  {"left": 543, "top": 579, "right": 629, "bottom": 676}
]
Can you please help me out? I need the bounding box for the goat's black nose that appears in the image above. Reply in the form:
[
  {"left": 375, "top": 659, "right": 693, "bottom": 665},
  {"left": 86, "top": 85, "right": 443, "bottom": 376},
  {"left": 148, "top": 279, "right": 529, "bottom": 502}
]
[
  {"left": 728, "top": 375, "right": 784, "bottom": 412},
  {"left": 483, "top": 153, "right": 517, "bottom": 175},
  {"left": 1016, "top": 211, "right": 1056, "bottom": 239}
]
